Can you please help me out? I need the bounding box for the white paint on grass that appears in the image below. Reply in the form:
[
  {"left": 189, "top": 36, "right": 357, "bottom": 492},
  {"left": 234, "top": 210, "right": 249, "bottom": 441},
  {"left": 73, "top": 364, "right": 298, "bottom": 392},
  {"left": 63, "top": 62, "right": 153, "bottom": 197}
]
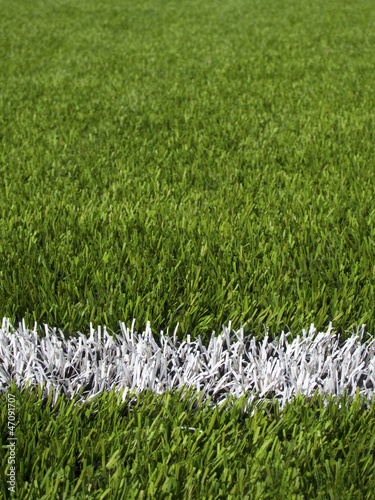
[{"left": 0, "top": 318, "right": 374, "bottom": 414}]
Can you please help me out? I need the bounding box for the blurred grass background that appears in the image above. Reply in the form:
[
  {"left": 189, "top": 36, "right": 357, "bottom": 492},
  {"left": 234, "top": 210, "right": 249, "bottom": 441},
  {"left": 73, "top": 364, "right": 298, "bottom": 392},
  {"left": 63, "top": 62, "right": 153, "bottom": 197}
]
[{"left": 0, "top": 0, "right": 375, "bottom": 343}]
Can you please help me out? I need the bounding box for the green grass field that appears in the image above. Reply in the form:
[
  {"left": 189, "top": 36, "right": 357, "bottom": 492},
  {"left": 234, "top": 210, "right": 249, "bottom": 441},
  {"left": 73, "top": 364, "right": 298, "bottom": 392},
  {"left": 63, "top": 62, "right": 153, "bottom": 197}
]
[{"left": 1, "top": 0, "right": 375, "bottom": 497}]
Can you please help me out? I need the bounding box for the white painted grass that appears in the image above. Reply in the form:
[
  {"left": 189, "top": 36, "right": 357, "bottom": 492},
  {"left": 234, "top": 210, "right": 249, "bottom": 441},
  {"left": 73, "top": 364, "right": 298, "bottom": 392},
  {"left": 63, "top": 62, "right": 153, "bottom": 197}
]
[{"left": 0, "top": 318, "right": 374, "bottom": 414}]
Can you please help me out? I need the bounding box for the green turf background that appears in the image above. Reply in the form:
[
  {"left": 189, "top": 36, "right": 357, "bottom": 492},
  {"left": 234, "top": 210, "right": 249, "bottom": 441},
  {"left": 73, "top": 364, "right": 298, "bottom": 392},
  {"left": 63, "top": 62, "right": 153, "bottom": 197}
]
[{"left": 1, "top": 0, "right": 375, "bottom": 343}]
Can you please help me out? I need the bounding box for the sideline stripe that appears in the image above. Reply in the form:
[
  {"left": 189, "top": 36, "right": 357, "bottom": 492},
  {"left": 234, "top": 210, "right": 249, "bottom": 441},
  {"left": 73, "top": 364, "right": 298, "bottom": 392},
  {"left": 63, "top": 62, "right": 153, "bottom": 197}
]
[{"left": 1, "top": 318, "right": 374, "bottom": 413}]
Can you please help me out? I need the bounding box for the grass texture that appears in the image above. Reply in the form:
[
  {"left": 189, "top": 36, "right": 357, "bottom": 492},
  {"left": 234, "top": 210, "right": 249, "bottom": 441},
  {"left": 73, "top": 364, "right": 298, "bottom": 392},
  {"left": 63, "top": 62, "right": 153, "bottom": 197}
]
[
  {"left": 1, "top": 385, "right": 375, "bottom": 499},
  {"left": 1, "top": 0, "right": 375, "bottom": 497},
  {"left": 1, "top": 0, "right": 375, "bottom": 342}
]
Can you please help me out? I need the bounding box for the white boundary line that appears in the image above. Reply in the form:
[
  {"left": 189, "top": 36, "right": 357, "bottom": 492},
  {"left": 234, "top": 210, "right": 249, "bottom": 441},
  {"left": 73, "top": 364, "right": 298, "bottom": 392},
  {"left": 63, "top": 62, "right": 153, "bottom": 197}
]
[{"left": 1, "top": 318, "right": 374, "bottom": 414}]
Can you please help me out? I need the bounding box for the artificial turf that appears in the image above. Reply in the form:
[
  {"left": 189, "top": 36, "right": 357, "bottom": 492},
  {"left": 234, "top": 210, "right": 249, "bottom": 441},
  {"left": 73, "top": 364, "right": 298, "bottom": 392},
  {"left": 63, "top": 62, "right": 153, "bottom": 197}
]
[
  {"left": 1, "top": 0, "right": 375, "bottom": 497},
  {"left": 1, "top": 0, "right": 375, "bottom": 343}
]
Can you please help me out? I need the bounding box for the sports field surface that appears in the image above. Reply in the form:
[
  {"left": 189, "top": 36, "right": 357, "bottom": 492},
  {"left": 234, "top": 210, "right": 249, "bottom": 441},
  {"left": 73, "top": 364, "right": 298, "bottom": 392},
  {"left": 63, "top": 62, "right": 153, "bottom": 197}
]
[{"left": 1, "top": 0, "right": 375, "bottom": 497}]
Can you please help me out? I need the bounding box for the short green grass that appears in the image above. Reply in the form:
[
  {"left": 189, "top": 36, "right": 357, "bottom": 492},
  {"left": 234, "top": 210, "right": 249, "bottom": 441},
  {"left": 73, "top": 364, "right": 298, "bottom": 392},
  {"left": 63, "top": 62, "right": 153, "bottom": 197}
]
[
  {"left": 1, "top": 0, "right": 375, "bottom": 343},
  {"left": 1, "top": 0, "right": 375, "bottom": 497},
  {"left": 2, "top": 385, "right": 375, "bottom": 499}
]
